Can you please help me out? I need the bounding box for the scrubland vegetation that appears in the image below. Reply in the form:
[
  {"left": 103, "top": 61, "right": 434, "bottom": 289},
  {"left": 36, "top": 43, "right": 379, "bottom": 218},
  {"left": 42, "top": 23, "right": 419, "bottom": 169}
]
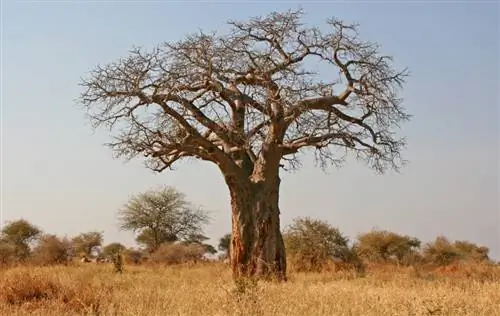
[
  {"left": 1, "top": 212, "right": 498, "bottom": 316},
  {"left": 1, "top": 260, "right": 499, "bottom": 315}
]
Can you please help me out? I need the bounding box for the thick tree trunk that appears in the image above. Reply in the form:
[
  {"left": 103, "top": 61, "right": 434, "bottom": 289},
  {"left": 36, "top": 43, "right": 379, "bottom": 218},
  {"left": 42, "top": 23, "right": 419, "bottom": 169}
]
[{"left": 227, "top": 175, "right": 287, "bottom": 281}]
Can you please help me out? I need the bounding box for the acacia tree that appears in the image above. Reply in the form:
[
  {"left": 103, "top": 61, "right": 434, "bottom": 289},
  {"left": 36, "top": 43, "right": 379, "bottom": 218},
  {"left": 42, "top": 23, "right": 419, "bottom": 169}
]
[
  {"left": 0, "top": 219, "right": 42, "bottom": 261},
  {"left": 356, "top": 229, "right": 421, "bottom": 264},
  {"left": 218, "top": 233, "right": 232, "bottom": 256},
  {"left": 71, "top": 231, "right": 103, "bottom": 257},
  {"left": 118, "top": 186, "right": 209, "bottom": 253},
  {"left": 79, "top": 10, "right": 409, "bottom": 280},
  {"left": 284, "top": 217, "right": 357, "bottom": 272},
  {"left": 102, "top": 242, "right": 127, "bottom": 259}
]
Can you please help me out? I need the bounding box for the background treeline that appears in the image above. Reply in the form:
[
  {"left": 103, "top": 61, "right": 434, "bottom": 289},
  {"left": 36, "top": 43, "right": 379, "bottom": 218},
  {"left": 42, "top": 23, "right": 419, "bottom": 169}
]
[{"left": 1, "top": 186, "right": 495, "bottom": 272}]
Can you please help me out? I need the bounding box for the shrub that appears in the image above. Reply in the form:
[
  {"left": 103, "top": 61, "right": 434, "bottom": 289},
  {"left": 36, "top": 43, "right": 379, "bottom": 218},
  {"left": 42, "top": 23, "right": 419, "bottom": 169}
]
[
  {"left": 0, "top": 241, "right": 17, "bottom": 266},
  {"left": 453, "top": 240, "right": 490, "bottom": 263},
  {"left": 31, "top": 234, "right": 74, "bottom": 266},
  {"left": 150, "top": 242, "right": 205, "bottom": 265},
  {"left": 423, "top": 236, "right": 461, "bottom": 266},
  {"left": 284, "top": 217, "right": 362, "bottom": 273},
  {"left": 123, "top": 248, "right": 144, "bottom": 264},
  {"left": 423, "top": 237, "right": 491, "bottom": 266},
  {"left": 71, "top": 231, "right": 103, "bottom": 258},
  {"left": 101, "top": 242, "right": 126, "bottom": 259},
  {"left": 218, "top": 233, "right": 231, "bottom": 258},
  {"left": 355, "top": 229, "right": 421, "bottom": 265},
  {"left": 0, "top": 219, "right": 42, "bottom": 262}
]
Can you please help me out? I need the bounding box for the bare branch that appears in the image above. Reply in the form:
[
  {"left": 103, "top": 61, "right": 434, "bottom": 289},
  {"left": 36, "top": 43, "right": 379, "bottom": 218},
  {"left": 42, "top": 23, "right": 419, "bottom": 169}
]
[{"left": 78, "top": 9, "right": 410, "bottom": 178}]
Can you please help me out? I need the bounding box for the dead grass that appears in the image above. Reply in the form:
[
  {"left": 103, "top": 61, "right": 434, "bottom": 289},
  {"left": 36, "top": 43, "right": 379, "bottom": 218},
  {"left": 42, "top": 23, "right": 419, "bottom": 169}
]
[{"left": 1, "top": 262, "right": 499, "bottom": 315}]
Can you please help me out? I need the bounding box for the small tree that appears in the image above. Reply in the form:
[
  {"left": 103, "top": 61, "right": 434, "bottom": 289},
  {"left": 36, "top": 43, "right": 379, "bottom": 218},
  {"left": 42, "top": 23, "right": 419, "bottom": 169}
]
[
  {"left": 79, "top": 9, "right": 409, "bottom": 280},
  {"left": 118, "top": 186, "right": 209, "bottom": 253},
  {"left": 71, "top": 231, "right": 103, "bottom": 257},
  {"left": 0, "top": 241, "right": 17, "bottom": 266},
  {"left": 218, "top": 233, "right": 231, "bottom": 257},
  {"left": 423, "top": 236, "right": 461, "bottom": 266},
  {"left": 0, "top": 219, "right": 42, "bottom": 261},
  {"left": 187, "top": 233, "right": 218, "bottom": 254},
  {"left": 202, "top": 244, "right": 217, "bottom": 255},
  {"left": 150, "top": 243, "right": 205, "bottom": 265},
  {"left": 31, "top": 234, "right": 73, "bottom": 266},
  {"left": 123, "top": 247, "right": 144, "bottom": 265},
  {"left": 284, "top": 217, "right": 358, "bottom": 272},
  {"left": 102, "top": 242, "right": 127, "bottom": 259},
  {"left": 356, "top": 229, "right": 421, "bottom": 265},
  {"left": 453, "top": 240, "right": 490, "bottom": 263}
]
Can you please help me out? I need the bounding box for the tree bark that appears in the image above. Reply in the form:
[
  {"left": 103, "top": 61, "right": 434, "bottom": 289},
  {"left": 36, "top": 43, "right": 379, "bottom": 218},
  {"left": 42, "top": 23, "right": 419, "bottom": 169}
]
[{"left": 227, "top": 174, "right": 287, "bottom": 281}]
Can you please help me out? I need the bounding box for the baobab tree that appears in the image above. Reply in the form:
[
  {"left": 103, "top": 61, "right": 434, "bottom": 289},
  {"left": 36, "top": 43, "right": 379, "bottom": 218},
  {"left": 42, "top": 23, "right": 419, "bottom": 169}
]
[{"left": 78, "top": 9, "right": 410, "bottom": 281}]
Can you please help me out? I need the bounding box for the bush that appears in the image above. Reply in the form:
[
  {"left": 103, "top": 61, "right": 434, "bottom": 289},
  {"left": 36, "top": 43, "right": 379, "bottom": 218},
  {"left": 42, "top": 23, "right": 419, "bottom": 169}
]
[
  {"left": 71, "top": 231, "right": 103, "bottom": 258},
  {"left": 101, "top": 242, "right": 126, "bottom": 260},
  {"left": 123, "top": 248, "right": 145, "bottom": 264},
  {"left": 453, "top": 240, "right": 490, "bottom": 263},
  {"left": 423, "top": 237, "right": 491, "bottom": 266},
  {"left": 355, "top": 229, "right": 421, "bottom": 265},
  {"left": 150, "top": 242, "right": 205, "bottom": 265},
  {"left": 284, "top": 217, "right": 362, "bottom": 273},
  {"left": 0, "top": 219, "right": 42, "bottom": 262},
  {"left": 423, "top": 236, "right": 461, "bottom": 266},
  {"left": 0, "top": 241, "right": 17, "bottom": 266},
  {"left": 31, "top": 234, "right": 74, "bottom": 266}
]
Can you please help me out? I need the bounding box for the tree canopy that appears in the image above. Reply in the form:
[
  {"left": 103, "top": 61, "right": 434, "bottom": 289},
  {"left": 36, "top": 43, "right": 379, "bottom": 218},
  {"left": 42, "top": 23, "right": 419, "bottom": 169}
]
[
  {"left": 218, "top": 233, "right": 231, "bottom": 253},
  {"left": 80, "top": 9, "right": 409, "bottom": 177},
  {"left": 356, "top": 229, "right": 421, "bottom": 264},
  {"left": 71, "top": 231, "right": 104, "bottom": 257},
  {"left": 118, "top": 186, "right": 209, "bottom": 252},
  {"left": 0, "top": 219, "right": 42, "bottom": 260}
]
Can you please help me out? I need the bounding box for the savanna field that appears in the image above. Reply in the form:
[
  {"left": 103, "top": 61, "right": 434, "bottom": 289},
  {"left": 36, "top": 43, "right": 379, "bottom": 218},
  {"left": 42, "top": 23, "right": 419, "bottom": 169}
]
[{"left": 1, "top": 261, "right": 500, "bottom": 316}]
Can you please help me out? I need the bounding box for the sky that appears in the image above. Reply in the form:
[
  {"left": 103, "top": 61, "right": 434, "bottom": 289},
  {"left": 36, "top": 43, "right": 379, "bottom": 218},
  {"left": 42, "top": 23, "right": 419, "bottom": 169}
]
[{"left": 1, "top": 0, "right": 499, "bottom": 258}]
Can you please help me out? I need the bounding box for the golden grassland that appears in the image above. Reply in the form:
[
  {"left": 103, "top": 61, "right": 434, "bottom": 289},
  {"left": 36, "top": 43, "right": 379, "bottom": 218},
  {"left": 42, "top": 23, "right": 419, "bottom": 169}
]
[{"left": 1, "top": 262, "right": 499, "bottom": 316}]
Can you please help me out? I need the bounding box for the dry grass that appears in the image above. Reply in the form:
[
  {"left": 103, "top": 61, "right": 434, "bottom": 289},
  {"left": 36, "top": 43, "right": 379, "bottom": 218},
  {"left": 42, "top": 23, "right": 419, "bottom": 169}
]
[{"left": 1, "top": 262, "right": 499, "bottom": 316}]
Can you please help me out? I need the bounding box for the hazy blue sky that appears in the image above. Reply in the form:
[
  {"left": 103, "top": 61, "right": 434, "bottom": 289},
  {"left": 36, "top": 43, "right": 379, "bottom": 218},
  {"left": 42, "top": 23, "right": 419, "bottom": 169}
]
[{"left": 1, "top": 1, "right": 498, "bottom": 258}]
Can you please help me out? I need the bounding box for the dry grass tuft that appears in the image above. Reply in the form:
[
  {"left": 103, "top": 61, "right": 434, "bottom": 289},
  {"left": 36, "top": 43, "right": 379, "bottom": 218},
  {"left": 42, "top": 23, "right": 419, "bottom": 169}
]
[{"left": 0, "top": 266, "right": 114, "bottom": 315}]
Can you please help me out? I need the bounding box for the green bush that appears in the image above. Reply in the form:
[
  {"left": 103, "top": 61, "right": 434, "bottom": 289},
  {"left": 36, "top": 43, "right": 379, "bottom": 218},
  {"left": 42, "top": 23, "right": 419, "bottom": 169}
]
[
  {"left": 284, "top": 217, "right": 362, "bottom": 273},
  {"left": 355, "top": 229, "right": 421, "bottom": 265}
]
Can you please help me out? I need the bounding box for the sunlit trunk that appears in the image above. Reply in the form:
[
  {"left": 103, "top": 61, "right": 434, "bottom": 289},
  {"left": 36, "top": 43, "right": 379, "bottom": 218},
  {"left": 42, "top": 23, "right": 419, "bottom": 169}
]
[{"left": 226, "top": 174, "right": 287, "bottom": 281}]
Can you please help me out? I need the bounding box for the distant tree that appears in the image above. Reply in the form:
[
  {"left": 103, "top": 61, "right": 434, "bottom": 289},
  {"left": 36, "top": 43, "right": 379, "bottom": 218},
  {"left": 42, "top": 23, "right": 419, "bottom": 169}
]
[
  {"left": 71, "top": 231, "right": 103, "bottom": 257},
  {"left": 0, "top": 219, "right": 42, "bottom": 261},
  {"left": 218, "top": 233, "right": 231, "bottom": 256},
  {"left": 423, "top": 238, "right": 491, "bottom": 266},
  {"left": 452, "top": 240, "right": 490, "bottom": 263},
  {"left": 79, "top": 9, "right": 409, "bottom": 280},
  {"left": 182, "top": 233, "right": 217, "bottom": 254},
  {"left": 0, "top": 242, "right": 17, "bottom": 265},
  {"left": 32, "top": 234, "right": 73, "bottom": 265},
  {"left": 284, "top": 217, "right": 361, "bottom": 272},
  {"left": 101, "top": 242, "right": 127, "bottom": 259},
  {"left": 422, "top": 236, "right": 461, "bottom": 266},
  {"left": 185, "top": 233, "right": 209, "bottom": 244},
  {"left": 123, "top": 247, "right": 144, "bottom": 265},
  {"left": 118, "top": 186, "right": 209, "bottom": 253},
  {"left": 201, "top": 243, "right": 217, "bottom": 255},
  {"left": 135, "top": 228, "right": 177, "bottom": 252},
  {"left": 150, "top": 243, "right": 206, "bottom": 265},
  {"left": 356, "top": 229, "right": 421, "bottom": 265}
]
